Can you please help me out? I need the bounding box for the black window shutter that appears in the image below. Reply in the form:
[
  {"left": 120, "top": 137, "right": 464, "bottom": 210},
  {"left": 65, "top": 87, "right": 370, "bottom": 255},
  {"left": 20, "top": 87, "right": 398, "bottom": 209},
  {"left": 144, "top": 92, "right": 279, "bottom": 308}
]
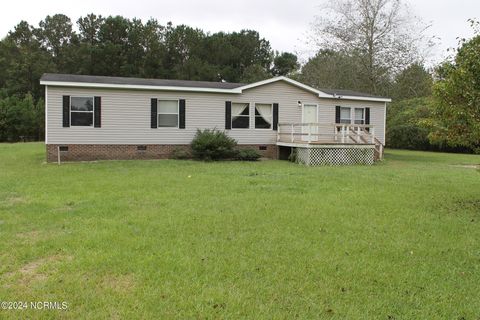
[
  {"left": 151, "top": 98, "right": 157, "bottom": 128},
  {"left": 179, "top": 99, "right": 186, "bottom": 129},
  {"left": 62, "top": 95, "right": 70, "bottom": 127},
  {"left": 365, "top": 107, "right": 370, "bottom": 125},
  {"left": 272, "top": 103, "right": 279, "bottom": 131},
  {"left": 225, "top": 101, "right": 232, "bottom": 130},
  {"left": 335, "top": 106, "right": 341, "bottom": 124},
  {"left": 94, "top": 96, "right": 101, "bottom": 127}
]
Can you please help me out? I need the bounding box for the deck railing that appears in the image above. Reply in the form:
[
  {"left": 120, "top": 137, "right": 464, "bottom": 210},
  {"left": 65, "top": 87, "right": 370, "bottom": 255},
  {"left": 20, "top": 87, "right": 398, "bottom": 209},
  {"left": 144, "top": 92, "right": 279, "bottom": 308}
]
[{"left": 277, "top": 123, "right": 376, "bottom": 144}]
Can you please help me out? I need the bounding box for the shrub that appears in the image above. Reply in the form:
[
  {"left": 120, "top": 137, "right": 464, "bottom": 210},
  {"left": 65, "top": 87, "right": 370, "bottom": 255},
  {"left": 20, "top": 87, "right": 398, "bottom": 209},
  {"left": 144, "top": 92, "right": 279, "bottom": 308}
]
[
  {"left": 190, "top": 129, "right": 237, "bottom": 161},
  {"left": 288, "top": 148, "right": 297, "bottom": 163},
  {"left": 386, "top": 124, "right": 431, "bottom": 150},
  {"left": 171, "top": 147, "right": 191, "bottom": 160},
  {"left": 235, "top": 148, "right": 261, "bottom": 161}
]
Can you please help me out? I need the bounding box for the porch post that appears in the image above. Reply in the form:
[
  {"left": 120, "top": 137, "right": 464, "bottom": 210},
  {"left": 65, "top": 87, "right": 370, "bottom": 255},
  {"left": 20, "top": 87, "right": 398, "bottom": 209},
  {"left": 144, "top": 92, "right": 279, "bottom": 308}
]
[
  {"left": 291, "top": 124, "right": 294, "bottom": 142},
  {"left": 308, "top": 124, "right": 312, "bottom": 143}
]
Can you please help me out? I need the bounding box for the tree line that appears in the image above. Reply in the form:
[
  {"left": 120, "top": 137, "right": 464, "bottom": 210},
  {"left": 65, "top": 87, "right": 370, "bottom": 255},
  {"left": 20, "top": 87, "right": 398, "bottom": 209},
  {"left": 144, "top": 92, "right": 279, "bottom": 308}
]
[
  {"left": 298, "top": 0, "right": 479, "bottom": 153},
  {"left": 0, "top": 14, "right": 299, "bottom": 141},
  {"left": 0, "top": 2, "right": 479, "bottom": 153}
]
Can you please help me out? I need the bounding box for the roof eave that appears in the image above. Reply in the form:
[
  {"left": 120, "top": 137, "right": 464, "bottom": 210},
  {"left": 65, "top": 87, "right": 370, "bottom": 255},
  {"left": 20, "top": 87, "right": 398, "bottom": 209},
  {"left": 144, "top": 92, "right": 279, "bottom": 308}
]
[
  {"left": 329, "top": 95, "right": 391, "bottom": 103},
  {"left": 39, "top": 80, "right": 243, "bottom": 94},
  {"left": 237, "top": 76, "right": 390, "bottom": 102},
  {"left": 40, "top": 76, "right": 391, "bottom": 102}
]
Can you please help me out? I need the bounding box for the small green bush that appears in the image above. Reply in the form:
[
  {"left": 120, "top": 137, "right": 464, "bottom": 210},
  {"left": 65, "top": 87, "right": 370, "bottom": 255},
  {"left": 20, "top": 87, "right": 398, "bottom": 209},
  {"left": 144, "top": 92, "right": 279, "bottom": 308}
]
[
  {"left": 171, "top": 147, "right": 191, "bottom": 160},
  {"left": 235, "top": 148, "right": 261, "bottom": 161},
  {"left": 190, "top": 129, "right": 237, "bottom": 161}
]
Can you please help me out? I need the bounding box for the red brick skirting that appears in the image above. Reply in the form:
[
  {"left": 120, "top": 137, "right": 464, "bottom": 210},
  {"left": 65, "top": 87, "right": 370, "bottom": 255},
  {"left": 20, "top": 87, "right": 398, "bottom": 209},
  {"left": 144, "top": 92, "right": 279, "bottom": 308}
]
[{"left": 46, "top": 144, "right": 278, "bottom": 162}]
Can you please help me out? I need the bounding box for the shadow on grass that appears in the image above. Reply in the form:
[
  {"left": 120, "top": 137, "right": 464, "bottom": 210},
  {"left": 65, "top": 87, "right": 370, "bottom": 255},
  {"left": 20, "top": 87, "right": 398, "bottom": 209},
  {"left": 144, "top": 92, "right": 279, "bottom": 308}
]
[
  {"left": 384, "top": 150, "right": 443, "bottom": 163},
  {"left": 385, "top": 149, "right": 480, "bottom": 165}
]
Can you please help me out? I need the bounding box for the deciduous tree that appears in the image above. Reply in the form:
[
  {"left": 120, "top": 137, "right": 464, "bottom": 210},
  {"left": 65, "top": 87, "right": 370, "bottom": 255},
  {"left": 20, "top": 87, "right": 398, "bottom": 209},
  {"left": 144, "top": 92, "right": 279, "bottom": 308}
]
[
  {"left": 311, "top": 0, "right": 431, "bottom": 94},
  {"left": 429, "top": 20, "right": 480, "bottom": 153}
]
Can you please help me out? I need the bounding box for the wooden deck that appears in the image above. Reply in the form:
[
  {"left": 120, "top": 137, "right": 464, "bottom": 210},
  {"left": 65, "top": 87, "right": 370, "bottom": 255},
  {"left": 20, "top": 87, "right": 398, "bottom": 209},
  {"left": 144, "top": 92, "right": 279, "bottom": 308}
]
[{"left": 277, "top": 123, "right": 384, "bottom": 160}]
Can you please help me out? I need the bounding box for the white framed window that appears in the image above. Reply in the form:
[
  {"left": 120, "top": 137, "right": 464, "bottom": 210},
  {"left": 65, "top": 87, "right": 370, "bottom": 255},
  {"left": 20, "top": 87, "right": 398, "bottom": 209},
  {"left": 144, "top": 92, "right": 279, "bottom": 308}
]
[
  {"left": 354, "top": 108, "right": 365, "bottom": 124},
  {"left": 339, "top": 107, "right": 351, "bottom": 124},
  {"left": 71, "top": 97, "right": 94, "bottom": 126},
  {"left": 158, "top": 100, "right": 179, "bottom": 127},
  {"left": 232, "top": 103, "right": 250, "bottom": 129},
  {"left": 254, "top": 103, "right": 273, "bottom": 129}
]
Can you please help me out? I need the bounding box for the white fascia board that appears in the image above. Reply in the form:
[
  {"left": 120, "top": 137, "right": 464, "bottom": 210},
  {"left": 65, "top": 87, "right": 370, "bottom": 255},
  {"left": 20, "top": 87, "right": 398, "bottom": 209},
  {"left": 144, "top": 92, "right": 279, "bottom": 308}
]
[
  {"left": 40, "top": 77, "right": 391, "bottom": 102},
  {"left": 236, "top": 76, "right": 391, "bottom": 102},
  {"left": 39, "top": 80, "right": 243, "bottom": 94},
  {"left": 237, "top": 76, "right": 331, "bottom": 98},
  {"left": 333, "top": 95, "right": 392, "bottom": 103}
]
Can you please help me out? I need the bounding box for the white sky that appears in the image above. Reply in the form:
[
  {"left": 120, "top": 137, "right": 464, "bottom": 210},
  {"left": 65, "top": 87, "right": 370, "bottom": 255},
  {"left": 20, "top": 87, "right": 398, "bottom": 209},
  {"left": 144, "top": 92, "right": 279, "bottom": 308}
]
[{"left": 1, "top": 0, "right": 478, "bottom": 65}]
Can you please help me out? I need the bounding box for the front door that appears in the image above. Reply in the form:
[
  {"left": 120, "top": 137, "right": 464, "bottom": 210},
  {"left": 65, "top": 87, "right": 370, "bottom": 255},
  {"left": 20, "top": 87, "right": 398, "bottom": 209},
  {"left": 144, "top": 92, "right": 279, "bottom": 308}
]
[{"left": 302, "top": 104, "right": 318, "bottom": 141}]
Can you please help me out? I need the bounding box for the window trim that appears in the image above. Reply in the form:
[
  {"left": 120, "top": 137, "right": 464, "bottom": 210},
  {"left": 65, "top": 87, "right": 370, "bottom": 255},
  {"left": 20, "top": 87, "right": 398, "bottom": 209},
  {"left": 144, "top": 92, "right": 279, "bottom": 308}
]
[
  {"left": 339, "top": 106, "right": 352, "bottom": 124},
  {"left": 354, "top": 107, "right": 365, "bottom": 125},
  {"left": 70, "top": 96, "right": 95, "bottom": 127},
  {"left": 254, "top": 103, "right": 274, "bottom": 130},
  {"left": 231, "top": 102, "right": 251, "bottom": 130},
  {"left": 157, "top": 99, "right": 180, "bottom": 128}
]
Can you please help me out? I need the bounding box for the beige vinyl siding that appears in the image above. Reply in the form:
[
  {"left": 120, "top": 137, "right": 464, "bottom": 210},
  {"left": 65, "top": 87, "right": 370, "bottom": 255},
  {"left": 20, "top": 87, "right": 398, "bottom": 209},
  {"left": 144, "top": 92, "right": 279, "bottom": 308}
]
[
  {"left": 46, "top": 81, "right": 386, "bottom": 145},
  {"left": 330, "top": 99, "right": 386, "bottom": 143}
]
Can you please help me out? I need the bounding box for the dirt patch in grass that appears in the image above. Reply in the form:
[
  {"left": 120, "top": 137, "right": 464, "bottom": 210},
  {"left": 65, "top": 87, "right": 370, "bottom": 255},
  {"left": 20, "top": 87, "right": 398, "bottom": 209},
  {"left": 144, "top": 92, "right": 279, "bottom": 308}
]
[
  {"left": 450, "top": 164, "right": 480, "bottom": 169},
  {"left": 102, "top": 274, "right": 136, "bottom": 293},
  {"left": 437, "top": 198, "right": 480, "bottom": 216},
  {"left": 54, "top": 201, "right": 76, "bottom": 213},
  {"left": 0, "top": 194, "right": 28, "bottom": 207},
  {"left": 16, "top": 230, "right": 44, "bottom": 243},
  {"left": 455, "top": 199, "right": 480, "bottom": 212},
  {"left": 15, "top": 229, "right": 64, "bottom": 244},
  {"left": 2, "top": 255, "right": 72, "bottom": 288}
]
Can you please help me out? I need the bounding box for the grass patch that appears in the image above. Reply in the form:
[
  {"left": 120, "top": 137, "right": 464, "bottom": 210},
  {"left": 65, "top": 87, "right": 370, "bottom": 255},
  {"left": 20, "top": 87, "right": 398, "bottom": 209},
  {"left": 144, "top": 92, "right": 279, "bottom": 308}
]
[{"left": 1, "top": 143, "right": 480, "bottom": 319}]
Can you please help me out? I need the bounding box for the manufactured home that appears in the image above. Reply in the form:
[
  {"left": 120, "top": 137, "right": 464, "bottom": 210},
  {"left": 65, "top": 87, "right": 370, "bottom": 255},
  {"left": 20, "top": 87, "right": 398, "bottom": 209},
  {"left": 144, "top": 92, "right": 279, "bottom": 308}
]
[{"left": 40, "top": 73, "right": 390, "bottom": 165}]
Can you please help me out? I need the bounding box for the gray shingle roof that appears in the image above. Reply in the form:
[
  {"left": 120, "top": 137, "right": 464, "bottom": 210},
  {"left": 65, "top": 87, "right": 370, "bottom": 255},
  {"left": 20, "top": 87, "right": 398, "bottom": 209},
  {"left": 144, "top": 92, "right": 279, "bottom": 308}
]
[
  {"left": 40, "top": 73, "right": 388, "bottom": 100},
  {"left": 40, "top": 73, "right": 245, "bottom": 90}
]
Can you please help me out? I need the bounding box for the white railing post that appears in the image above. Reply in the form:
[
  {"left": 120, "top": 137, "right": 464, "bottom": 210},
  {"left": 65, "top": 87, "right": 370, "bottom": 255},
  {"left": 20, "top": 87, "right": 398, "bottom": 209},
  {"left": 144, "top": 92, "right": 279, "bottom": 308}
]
[
  {"left": 334, "top": 125, "right": 338, "bottom": 142},
  {"left": 346, "top": 125, "right": 350, "bottom": 138},
  {"left": 341, "top": 125, "right": 345, "bottom": 143},
  {"left": 308, "top": 124, "right": 312, "bottom": 143},
  {"left": 291, "top": 124, "right": 294, "bottom": 142},
  {"left": 371, "top": 127, "right": 375, "bottom": 143},
  {"left": 277, "top": 124, "right": 281, "bottom": 142}
]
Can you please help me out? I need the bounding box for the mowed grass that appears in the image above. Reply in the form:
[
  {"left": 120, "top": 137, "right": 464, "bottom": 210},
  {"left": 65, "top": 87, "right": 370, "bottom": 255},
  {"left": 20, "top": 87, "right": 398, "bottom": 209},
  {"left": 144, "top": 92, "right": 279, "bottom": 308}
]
[{"left": 0, "top": 143, "right": 479, "bottom": 319}]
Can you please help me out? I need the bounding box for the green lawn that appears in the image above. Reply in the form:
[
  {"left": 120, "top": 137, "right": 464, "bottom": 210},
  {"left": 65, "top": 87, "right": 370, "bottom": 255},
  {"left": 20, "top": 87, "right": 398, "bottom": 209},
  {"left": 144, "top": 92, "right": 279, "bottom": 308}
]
[{"left": 0, "top": 143, "right": 479, "bottom": 319}]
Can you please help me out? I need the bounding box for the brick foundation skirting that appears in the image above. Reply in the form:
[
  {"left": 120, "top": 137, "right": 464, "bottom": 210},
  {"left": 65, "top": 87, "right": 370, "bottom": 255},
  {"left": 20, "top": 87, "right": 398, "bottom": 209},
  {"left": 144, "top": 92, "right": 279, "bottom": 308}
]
[{"left": 46, "top": 144, "right": 278, "bottom": 162}]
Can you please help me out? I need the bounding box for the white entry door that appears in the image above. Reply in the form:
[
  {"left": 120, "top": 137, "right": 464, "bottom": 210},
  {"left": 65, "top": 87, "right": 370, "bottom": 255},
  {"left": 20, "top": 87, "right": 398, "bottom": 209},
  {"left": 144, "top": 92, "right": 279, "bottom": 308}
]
[{"left": 302, "top": 104, "right": 318, "bottom": 141}]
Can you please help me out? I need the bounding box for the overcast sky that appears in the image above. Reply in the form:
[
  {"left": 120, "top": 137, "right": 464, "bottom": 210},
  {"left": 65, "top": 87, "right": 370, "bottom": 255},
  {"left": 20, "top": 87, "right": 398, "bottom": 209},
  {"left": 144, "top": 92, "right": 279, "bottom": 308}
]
[{"left": 1, "top": 0, "right": 478, "bottom": 64}]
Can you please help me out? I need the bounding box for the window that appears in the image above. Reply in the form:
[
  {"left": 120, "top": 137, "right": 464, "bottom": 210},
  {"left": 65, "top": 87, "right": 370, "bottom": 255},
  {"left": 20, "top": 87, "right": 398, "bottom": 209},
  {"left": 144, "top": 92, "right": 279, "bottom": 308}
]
[
  {"left": 71, "top": 97, "right": 94, "bottom": 126},
  {"left": 255, "top": 103, "right": 272, "bottom": 129},
  {"left": 339, "top": 107, "right": 351, "bottom": 124},
  {"left": 232, "top": 103, "right": 250, "bottom": 129},
  {"left": 158, "top": 100, "right": 179, "bottom": 127},
  {"left": 354, "top": 108, "right": 365, "bottom": 124}
]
